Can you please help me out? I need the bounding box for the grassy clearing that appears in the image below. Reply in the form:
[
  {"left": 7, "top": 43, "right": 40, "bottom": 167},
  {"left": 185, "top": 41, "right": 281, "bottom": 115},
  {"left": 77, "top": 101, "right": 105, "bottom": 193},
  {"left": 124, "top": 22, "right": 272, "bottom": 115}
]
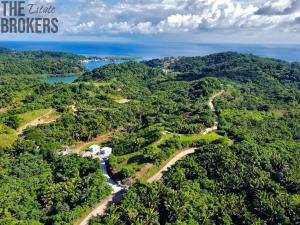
[
  {"left": 177, "top": 132, "right": 233, "bottom": 145},
  {"left": 17, "top": 108, "right": 53, "bottom": 127},
  {"left": 90, "top": 82, "right": 111, "bottom": 87},
  {"left": 112, "top": 151, "right": 146, "bottom": 172},
  {"left": 272, "top": 109, "right": 289, "bottom": 118},
  {"left": 0, "top": 108, "right": 8, "bottom": 113},
  {"left": 153, "top": 133, "right": 173, "bottom": 147},
  {"left": 13, "top": 90, "right": 31, "bottom": 103},
  {"left": 76, "top": 81, "right": 111, "bottom": 87},
  {"left": 97, "top": 93, "right": 132, "bottom": 104},
  {"left": 113, "top": 98, "right": 131, "bottom": 104},
  {"left": 1, "top": 90, "right": 34, "bottom": 111},
  {"left": 111, "top": 132, "right": 233, "bottom": 182},
  {"left": 142, "top": 132, "right": 233, "bottom": 179},
  {"left": 112, "top": 134, "right": 173, "bottom": 173},
  {"left": 221, "top": 109, "right": 269, "bottom": 122},
  {"left": 16, "top": 109, "right": 60, "bottom": 135},
  {"left": 0, "top": 124, "right": 17, "bottom": 148}
]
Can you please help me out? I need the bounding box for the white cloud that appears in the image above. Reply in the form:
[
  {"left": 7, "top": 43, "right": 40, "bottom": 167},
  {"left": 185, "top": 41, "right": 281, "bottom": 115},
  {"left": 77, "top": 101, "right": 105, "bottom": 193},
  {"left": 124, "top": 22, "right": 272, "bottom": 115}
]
[
  {"left": 256, "top": 0, "right": 300, "bottom": 15},
  {"left": 100, "top": 22, "right": 133, "bottom": 34},
  {"left": 135, "top": 22, "right": 155, "bottom": 34},
  {"left": 29, "top": 0, "right": 56, "bottom": 3},
  {"left": 69, "top": 21, "right": 95, "bottom": 33},
  {"left": 62, "top": 0, "right": 300, "bottom": 35}
]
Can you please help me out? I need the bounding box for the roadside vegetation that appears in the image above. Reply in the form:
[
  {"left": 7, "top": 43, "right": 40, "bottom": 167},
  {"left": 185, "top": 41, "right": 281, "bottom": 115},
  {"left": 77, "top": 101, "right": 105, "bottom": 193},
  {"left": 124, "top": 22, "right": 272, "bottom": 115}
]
[
  {"left": 0, "top": 124, "right": 17, "bottom": 148},
  {"left": 91, "top": 52, "right": 300, "bottom": 225},
  {"left": 0, "top": 49, "right": 299, "bottom": 224},
  {"left": 108, "top": 130, "right": 231, "bottom": 182}
]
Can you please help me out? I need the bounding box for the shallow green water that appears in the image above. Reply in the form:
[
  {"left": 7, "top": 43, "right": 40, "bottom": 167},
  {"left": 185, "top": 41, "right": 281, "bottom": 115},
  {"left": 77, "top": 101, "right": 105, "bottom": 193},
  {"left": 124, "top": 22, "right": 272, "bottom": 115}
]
[{"left": 42, "top": 75, "right": 79, "bottom": 84}]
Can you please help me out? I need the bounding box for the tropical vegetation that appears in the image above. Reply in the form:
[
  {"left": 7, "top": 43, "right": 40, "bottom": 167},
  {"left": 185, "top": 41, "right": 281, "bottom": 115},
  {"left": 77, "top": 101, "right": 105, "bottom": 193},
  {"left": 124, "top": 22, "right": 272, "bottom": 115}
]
[{"left": 0, "top": 48, "right": 299, "bottom": 224}]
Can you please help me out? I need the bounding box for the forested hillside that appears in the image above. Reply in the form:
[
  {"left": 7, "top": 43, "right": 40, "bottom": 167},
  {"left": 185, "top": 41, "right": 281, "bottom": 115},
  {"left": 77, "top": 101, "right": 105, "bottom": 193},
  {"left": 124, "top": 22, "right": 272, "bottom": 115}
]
[
  {"left": 0, "top": 52, "right": 299, "bottom": 224},
  {"left": 0, "top": 47, "right": 86, "bottom": 75},
  {"left": 0, "top": 150, "right": 111, "bottom": 224},
  {"left": 170, "top": 52, "right": 300, "bottom": 85},
  {"left": 0, "top": 57, "right": 226, "bottom": 224},
  {"left": 90, "top": 53, "right": 300, "bottom": 225}
]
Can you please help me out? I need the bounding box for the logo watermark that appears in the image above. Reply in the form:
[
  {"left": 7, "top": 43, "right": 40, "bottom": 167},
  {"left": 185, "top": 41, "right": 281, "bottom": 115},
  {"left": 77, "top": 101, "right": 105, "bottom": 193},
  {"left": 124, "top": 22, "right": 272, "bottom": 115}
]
[{"left": 0, "top": 1, "right": 58, "bottom": 33}]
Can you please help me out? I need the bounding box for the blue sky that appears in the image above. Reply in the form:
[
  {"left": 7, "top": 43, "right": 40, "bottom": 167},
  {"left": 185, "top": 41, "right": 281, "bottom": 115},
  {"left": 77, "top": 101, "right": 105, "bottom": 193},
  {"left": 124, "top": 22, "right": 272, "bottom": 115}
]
[{"left": 1, "top": 0, "right": 300, "bottom": 44}]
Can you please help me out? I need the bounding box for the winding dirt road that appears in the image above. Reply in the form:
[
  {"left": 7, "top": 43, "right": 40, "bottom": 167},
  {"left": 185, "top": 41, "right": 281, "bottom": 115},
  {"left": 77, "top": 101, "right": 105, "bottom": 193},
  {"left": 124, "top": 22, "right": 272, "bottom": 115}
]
[
  {"left": 77, "top": 90, "right": 224, "bottom": 225},
  {"left": 148, "top": 90, "right": 224, "bottom": 183},
  {"left": 147, "top": 148, "right": 196, "bottom": 183},
  {"left": 202, "top": 90, "right": 224, "bottom": 135},
  {"left": 76, "top": 160, "right": 126, "bottom": 225}
]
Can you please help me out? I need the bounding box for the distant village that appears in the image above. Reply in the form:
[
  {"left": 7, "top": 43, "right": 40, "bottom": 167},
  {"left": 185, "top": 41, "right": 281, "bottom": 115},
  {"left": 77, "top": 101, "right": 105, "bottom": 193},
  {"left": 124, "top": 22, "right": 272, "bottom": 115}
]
[{"left": 80, "top": 56, "right": 139, "bottom": 64}]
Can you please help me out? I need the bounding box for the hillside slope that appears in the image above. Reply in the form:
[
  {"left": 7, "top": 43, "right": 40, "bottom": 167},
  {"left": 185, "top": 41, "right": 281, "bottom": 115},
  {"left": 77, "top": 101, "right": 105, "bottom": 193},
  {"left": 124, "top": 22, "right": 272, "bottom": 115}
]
[
  {"left": 90, "top": 53, "right": 300, "bottom": 225},
  {"left": 0, "top": 46, "right": 86, "bottom": 75}
]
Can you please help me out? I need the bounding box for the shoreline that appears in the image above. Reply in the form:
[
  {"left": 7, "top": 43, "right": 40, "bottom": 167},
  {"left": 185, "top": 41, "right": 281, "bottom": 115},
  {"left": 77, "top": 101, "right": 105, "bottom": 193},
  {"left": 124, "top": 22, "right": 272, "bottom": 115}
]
[{"left": 80, "top": 56, "right": 141, "bottom": 64}]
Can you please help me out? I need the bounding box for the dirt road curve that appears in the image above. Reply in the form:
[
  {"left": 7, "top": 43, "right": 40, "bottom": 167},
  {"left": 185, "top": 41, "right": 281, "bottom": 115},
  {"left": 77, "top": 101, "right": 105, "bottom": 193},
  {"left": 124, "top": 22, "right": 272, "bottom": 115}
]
[
  {"left": 203, "top": 90, "right": 224, "bottom": 135},
  {"left": 147, "top": 148, "right": 196, "bottom": 183},
  {"left": 78, "top": 190, "right": 124, "bottom": 225},
  {"left": 76, "top": 160, "right": 126, "bottom": 225},
  {"left": 148, "top": 90, "right": 224, "bottom": 183},
  {"left": 77, "top": 90, "right": 224, "bottom": 225},
  {"left": 17, "top": 110, "right": 59, "bottom": 135}
]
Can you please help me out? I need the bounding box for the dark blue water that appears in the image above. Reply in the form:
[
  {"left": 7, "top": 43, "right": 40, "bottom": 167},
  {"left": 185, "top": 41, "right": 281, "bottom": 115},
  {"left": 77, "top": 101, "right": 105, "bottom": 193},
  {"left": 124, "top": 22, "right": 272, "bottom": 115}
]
[{"left": 0, "top": 41, "right": 299, "bottom": 62}]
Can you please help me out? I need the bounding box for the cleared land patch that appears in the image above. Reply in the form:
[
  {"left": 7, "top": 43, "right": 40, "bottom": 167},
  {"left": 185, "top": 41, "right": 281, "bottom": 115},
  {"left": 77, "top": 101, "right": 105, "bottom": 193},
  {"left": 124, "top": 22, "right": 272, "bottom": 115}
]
[
  {"left": 69, "top": 132, "right": 112, "bottom": 154},
  {"left": 16, "top": 108, "right": 60, "bottom": 135},
  {"left": 110, "top": 132, "right": 232, "bottom": 183},
  {"left": 0, "top": 108, "right": 8, "bottom": 113},
  {"left": 0, "top": 124, "right": 17, "bottom": 148},
  {"left": 113, "top": 98, "right": 131, "bottom": 104}
]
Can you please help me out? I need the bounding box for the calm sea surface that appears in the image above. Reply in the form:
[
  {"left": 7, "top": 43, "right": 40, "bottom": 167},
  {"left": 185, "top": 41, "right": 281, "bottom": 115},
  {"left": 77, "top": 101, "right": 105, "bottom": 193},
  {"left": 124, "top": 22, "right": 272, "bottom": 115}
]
[{"left": 0, "top": 41, "right": 299, "bottom": 62}]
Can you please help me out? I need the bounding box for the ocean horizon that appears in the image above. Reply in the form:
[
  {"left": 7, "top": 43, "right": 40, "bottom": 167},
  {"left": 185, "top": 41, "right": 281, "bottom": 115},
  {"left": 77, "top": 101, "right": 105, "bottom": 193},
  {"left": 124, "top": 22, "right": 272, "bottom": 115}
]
[{"left": 1, "top": 41, "right": 299, "bottom": 62}]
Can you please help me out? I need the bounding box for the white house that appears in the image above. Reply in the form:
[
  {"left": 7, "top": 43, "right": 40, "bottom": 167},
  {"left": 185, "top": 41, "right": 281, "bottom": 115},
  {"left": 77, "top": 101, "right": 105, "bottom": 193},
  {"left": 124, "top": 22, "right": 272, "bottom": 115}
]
[
  {"left": 100, "top": 147, "right": 112, "bottom": 159},
  {"left": 86, "top": 145, "right": 112, "bottom": 159},
  {"left": 88, "top": 145, "right": 101, "bottom": 154}
]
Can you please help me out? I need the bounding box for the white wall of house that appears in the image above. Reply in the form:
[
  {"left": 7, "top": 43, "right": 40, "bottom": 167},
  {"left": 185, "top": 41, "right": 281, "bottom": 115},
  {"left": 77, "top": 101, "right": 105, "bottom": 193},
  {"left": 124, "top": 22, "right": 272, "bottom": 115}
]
[
  {"left": 85, "top": 145, "right": 113, "bottom": 159},
  {"left": 88, "top": 145, "right": 101, "bottom": 154},
  {"left": 101, "top": 147, "right": 112, "bottom": 158}
]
